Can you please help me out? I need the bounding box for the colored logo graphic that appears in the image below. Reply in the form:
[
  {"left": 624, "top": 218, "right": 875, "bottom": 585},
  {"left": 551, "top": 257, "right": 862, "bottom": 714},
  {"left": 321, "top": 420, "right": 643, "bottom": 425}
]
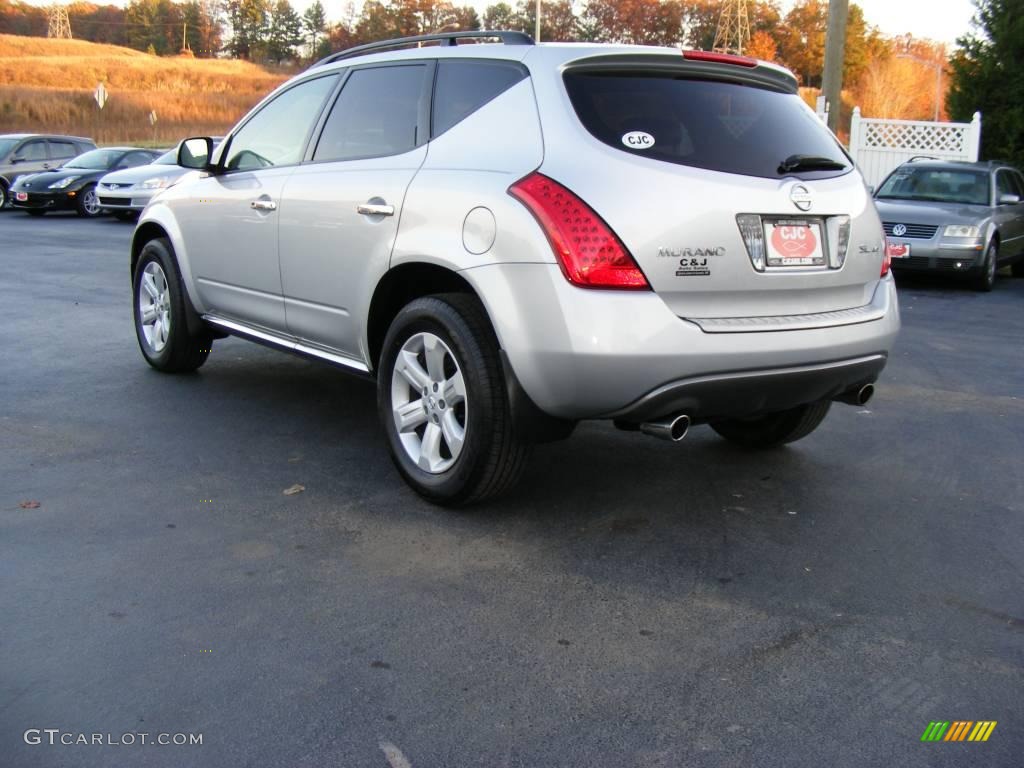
[
  {"left": 771, "top": 225, "right": 818, "bottom": 259},
  {"left": 921, "top": 721, "right": 997, "bottom": 742}
]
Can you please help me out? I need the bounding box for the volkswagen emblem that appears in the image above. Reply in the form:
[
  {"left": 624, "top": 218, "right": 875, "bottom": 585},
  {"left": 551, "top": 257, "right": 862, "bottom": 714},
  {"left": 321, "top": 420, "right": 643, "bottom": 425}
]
[
  {"left": 790, "top": 184, "right": 813, "bottom": 212},
  {"left": 892, "top": 223, "right": 907, "bottom": 237}
]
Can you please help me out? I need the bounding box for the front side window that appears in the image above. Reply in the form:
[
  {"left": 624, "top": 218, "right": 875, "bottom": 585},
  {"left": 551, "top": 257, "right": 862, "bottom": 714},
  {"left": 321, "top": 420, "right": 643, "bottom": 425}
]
[
  {"left": 313, "top": 65, "right": 427, "bottom": 163},
  {"left": 17, "top": 141, "right": 47, "bottom": 161},
  {"left": 118, "top": 151, "right": 155, "bottom": 169},
  {"left": 225, "top": 75, "right": 338, "bottom": 172},
  {"left": 563, "top": 72, "right": 850, "bottom": 180},
  {"left": 996, "top": 170, "right": 1022, "bottom": 200},
  {"left": 431, "top": 60, "right": 526, "bottom": 137}
]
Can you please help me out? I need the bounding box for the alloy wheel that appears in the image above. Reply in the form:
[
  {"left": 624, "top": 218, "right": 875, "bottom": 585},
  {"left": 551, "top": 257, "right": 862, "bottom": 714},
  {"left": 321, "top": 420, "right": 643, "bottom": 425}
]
[
  {"left": 138, "top": 261, "right": 171, "bottom": 353},
  {"left": 390, "top": 332, "right": 467, "bottom": 474},
  {"left": 82, "top": 188, "right": 100, "bottom": 216}
]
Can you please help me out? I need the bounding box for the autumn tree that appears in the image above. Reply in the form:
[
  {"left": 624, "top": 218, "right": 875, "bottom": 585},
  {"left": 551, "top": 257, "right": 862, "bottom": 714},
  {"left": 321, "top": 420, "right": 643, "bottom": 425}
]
[
  {"left": 746, "top": 29, "right": 776, "bottom": 61},
  {"left": 266, "top": 0, "right": 302, "bottom": 61},
  {"left": 948, "top": 0, "right": 1024, "bottom": 164},
  {"left": 580, "top": 0, "right": 683, "bottom": 46}
]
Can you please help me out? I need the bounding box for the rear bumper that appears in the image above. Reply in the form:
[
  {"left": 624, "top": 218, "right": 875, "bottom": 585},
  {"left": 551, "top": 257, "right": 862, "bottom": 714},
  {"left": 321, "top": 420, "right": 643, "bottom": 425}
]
[
  {"left": 607, "top": 354, "right": 886, "bottom": 423},
  {"left": 462, "top": 263, "right": 900, "bottom": 420}
]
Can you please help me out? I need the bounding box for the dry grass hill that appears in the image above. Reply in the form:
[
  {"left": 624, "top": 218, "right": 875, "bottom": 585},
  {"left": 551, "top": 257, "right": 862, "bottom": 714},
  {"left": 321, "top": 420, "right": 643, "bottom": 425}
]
[{"left": 0, "top": 34, "right": 289, "bottom": 144}]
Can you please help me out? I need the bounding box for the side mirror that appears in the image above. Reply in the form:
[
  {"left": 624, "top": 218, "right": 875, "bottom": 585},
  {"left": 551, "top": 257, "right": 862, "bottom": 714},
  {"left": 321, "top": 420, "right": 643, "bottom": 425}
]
[
  {"left": 10, "top": 155, "right": 24, "bottom": 164},
  {"left": 998, "top": 193, "right": 1020, "bottom": 205},
  {"left": 178, "top": 137, "right": 214, "bottom": 170}
]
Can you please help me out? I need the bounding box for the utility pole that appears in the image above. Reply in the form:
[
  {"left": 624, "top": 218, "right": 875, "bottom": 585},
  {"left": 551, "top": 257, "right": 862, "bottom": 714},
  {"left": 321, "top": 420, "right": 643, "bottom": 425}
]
[
  {"left": 535, "top": 0, "right": 541, "bottom": 42},
  {"left": 821, "top": 0, "right": 848, "bottom": 134}
]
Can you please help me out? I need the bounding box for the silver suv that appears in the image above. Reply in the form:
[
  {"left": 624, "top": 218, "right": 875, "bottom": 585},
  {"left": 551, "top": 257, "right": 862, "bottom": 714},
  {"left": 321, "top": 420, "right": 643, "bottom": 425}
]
[{"left": 129, "top": 32, "right": 900, "bottom": 505}]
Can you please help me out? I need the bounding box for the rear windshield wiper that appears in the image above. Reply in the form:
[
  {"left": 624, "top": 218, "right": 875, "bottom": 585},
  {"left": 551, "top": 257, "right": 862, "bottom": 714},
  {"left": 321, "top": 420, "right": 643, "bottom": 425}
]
[{"left": 778, "top": 154, "right": 847, "bottom": 174}]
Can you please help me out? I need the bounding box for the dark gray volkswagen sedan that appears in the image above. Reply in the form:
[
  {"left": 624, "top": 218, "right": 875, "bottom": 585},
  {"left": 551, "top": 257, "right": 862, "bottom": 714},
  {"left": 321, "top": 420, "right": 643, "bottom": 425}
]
[{"left": 874, "top": 159, "right": 1024, "bottom": 291}]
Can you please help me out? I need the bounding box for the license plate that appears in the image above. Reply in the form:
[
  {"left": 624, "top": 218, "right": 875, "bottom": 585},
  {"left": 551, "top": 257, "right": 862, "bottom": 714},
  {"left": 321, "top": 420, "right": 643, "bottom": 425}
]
[
  {"left": 886, "top": 241, "right": 911, "bottom": 259},
  {"left": 764, "top": 220, "right": 826, "bottom": 267},
  {"left": 15, "top": 192, "right": 27, "bottom": 202}
]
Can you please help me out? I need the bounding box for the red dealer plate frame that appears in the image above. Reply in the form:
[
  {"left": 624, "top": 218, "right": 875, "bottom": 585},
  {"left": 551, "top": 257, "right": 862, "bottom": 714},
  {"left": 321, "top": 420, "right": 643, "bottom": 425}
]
[{"left": 764, "top": 219, "right": 826, "bottom": 268}]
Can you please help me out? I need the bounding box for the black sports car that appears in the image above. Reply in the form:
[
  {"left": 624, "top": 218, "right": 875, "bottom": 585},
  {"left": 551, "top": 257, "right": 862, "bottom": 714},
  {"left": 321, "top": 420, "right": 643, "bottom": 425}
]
[{"left": 10, "top": 147, "right": 160, "bottom": 217}]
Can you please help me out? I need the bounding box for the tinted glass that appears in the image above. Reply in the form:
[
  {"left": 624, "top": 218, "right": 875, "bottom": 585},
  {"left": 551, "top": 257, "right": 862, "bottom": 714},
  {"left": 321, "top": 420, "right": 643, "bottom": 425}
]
[
  {"left": 313, "top": 65, "right": 426, "bottom": 162},
  {"left": 225, "top": 75, "right": 337, "bottom": 171},
  {"left": 996, "top": 170, "right": 1022, "bottom": 199},
  {"left": 563, "top": 72, "right": 850, "bottom": 179},
  {"left": 432, "top": 60, "right": 526, "bottom": 137},
  {"left": 154, "top": 149, "right": 178, "bottom": 165},
  {"left": 877, "top": 167, "right": 989, "bottom": 205},
  {"left": 65, "top": 149, "right": 124, "bottom": 170},
  {"left": 18, "top": 141, "right": 47, "bottom": 161},
  {"left": 0, "top": 138, "right": 18, "bottom": 158},
  {"left": 117, "top": 151, "right": 155, "bottom": 169},
  {"left": 48, "top": 141, "right": 78, "bottom": 159}
]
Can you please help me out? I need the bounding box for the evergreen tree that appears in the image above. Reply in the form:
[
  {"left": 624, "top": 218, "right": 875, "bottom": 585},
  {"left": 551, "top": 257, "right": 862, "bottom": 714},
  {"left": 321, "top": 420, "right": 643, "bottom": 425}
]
[{"left": 947, "top": 0, "right": 1024, "bottom": 164}]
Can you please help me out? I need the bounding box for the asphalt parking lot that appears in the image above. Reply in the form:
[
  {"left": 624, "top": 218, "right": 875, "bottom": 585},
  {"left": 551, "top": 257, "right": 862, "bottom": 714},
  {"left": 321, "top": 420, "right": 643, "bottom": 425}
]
[{"left": 1, "top": 210, "right": 1022, "bottom": 768}]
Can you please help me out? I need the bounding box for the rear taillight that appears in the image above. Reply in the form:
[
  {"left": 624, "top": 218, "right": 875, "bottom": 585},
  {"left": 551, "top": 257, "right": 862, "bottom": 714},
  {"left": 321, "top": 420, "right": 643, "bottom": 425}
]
[
  {"left": 509, "top": 172, "right": 648, "bottom": 290},
  {"left": 881, "top": 237, "right": 892, "bottom": 276}
]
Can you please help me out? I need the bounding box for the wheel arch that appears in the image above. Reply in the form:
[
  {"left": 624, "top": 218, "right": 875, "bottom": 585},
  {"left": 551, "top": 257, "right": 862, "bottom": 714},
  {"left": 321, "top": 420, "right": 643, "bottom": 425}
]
[
  {"left": 366, "top": 262, "right": 480, "bottom": 371},
  {"left": 131, "top": 221, "right": 212, "bottom": 338},
  {"left": 367, "top": 261, "right": 575, "bottom": 443}
]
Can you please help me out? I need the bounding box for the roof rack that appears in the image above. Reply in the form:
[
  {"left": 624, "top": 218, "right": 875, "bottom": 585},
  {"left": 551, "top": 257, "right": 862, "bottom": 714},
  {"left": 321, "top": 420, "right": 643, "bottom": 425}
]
[
  {"left": 907, "top": 155, "right": 938, "bottom": 162},
  {"left": 311, "top": 30, "right": 535, "bottom": 69}
]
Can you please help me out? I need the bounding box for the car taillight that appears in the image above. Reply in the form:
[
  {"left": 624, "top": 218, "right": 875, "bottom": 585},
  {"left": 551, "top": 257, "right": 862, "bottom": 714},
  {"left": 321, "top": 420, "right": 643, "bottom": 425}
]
[
  {"left": 509, "top": 172, "right": 649, "bottom": 290},
  {"left": 881, "top": 237, "right": 892, "bottom": 276}
]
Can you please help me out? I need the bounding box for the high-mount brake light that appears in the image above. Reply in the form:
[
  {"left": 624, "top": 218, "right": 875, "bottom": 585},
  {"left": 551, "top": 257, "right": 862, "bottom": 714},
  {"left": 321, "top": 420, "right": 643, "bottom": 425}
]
[
  {"left": 509, "top": 173, "right": 649, "bottom": 290},
  {"left": 682, "top": 50, "right": 758, "bottom": 68}
]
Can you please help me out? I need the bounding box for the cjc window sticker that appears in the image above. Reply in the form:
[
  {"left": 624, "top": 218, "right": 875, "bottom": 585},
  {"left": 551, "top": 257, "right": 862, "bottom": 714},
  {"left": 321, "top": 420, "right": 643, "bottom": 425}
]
[{"left": 621, "top": 131, "right": 655, "bottom": 150}]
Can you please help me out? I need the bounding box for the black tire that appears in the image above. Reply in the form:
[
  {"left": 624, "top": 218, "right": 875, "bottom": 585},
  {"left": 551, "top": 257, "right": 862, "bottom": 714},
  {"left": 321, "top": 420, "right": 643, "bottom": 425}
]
[
  {"left": 710, "top": 400, "right": 832, "bottom": 449},
  {"left": 115, "top": 210, "right": 139, "bottom": 222},
  {"left": 974, "top": 241, "right": 997, "bottom": 292},
  {"left": 76, "top": 183, "right": 101, "bottom": 217},
  {"left": 26, "top": 209, "right": 46, "bottom": 217},
  {"left": 377, "top": 293, "right": 531, "bottom": 506},
  {"left": 132, "top": 237, "right": 212, "bottom": 373},
  {"left": 0, "top": 181, "right": 7, "bottom": 209}
]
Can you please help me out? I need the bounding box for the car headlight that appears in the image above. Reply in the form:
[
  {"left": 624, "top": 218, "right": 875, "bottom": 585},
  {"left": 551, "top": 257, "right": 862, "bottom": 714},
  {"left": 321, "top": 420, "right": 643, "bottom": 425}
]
[
  {"left": 48, "top": 176, "right": 81, "bottom": 189},
  {"left": 139, "top": 176, "right": 172, "bottom": 190},
  {"left": 943, "top": 225, "right": 981, "bottom": 238}
]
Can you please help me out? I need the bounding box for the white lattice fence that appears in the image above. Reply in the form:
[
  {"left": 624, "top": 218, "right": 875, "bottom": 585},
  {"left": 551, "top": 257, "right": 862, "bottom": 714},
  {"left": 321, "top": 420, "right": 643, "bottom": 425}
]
[{"left": 849, "top": 108, "right": 982, "bottom": 188}]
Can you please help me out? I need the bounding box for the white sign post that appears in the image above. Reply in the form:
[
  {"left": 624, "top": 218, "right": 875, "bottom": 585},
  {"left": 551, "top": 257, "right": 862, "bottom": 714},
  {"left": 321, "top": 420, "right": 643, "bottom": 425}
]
[{"left": 149, "top": 110, "right": 158, "bottom": 143}]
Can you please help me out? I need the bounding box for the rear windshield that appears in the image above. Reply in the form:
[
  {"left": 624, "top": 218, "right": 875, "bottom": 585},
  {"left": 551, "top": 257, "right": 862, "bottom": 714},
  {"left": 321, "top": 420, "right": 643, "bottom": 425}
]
[
  {"left": 563, "top": 72, "right": 850, "bottom": 180},
  {"left": 876, "top": 168, "right": 990, "bottom": 206}
]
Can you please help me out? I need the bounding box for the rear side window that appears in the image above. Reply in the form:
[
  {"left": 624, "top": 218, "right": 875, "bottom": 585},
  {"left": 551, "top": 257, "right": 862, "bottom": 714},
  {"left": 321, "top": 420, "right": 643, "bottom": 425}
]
[
  {"left": 49, "top": 141, "right": 78, "bottom": 159},
  {"left": 431, "top": 60, "right": 526, "bottom": 137},
  {"left": 996, "top": 169, "right": 1022, "bottom": 199},
  {"left": 313, "top": 65, "right": 428, "bottom": 162},
  {"left": 563, "top": 72, "right": 849, "bottom": 180}
]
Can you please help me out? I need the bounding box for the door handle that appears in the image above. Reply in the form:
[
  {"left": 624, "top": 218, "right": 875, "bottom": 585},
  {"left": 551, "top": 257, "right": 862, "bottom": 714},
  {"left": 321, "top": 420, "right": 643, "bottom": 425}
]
[
  {"left": 250, "top": 199, "right": 277, "bottom": 212},
  {"left": 357, "top": 202, "right": 395, "bottom": 216}
]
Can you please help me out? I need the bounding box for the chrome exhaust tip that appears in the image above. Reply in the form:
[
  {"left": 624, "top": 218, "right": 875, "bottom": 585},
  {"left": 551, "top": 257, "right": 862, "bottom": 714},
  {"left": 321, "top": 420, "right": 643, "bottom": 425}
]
[
  {"left": 835, "top": 383, "right": 875, "bottom": 406},
  {"left": 639, "top": 413, "right": 691, "bottom": 442}
]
